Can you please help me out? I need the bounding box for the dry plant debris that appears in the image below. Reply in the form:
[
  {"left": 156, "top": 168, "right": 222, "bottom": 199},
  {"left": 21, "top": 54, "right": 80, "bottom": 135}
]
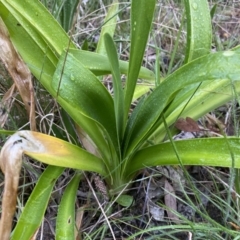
[{"left": 0, "top": 18, "right": 36, "bottom": 131}]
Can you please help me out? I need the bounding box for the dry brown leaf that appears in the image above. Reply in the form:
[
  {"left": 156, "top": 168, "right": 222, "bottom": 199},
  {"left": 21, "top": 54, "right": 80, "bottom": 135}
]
[
  {"left": 164, "top": 179, "right": 179, "bottom": 223},
  {"left": 0, "top": 18, "right": 36, "bottom": 130},
  {"left": 75, "top": 205, "right": 88, "bottom": 240},
  {"left": 228, "top": 222, "right": 240, "bottom": 231},
  {"left": 175, "top": 117, "right": 200, "bottom": 132},
  {"left": 0, "top": 134, "right": 24, "bottom": 239}
]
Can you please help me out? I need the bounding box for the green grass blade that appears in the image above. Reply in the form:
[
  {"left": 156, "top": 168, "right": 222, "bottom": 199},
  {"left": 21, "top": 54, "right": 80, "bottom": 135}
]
[
  {"left": 48, "top": 0, "right": 65, "bottom": 20},
  {"left": 124, "top": 51, "right": 240, "bottom": 156},
  {"left": 210, "top": 4, "right": 217, "bottom": 19},
  {"left": 11, "top": 166, "right": 64, "bottom": 239},
  {"left": 124, "top": 0, "right": 156, "bottom": 125},
  {"left": 96, "top": 0, "right": 119, "bottom": 55},
  {"left": 184, "top": 0, "right": 212, "bottom": 63},
  {"left": 104, "top": 33, "right": 124, "bottom": 142},
  {"left": 126, "top": 138, "right": 240, "bottom": 178},
  {"left": 56, "top": 172, "right": 82, "bottom": 240}
]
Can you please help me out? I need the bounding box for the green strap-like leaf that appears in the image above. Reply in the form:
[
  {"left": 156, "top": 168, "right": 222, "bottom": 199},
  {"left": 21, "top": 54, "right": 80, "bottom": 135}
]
[
  {"left": 11, "top": 166, "right": 64, "bottom": 239},
  {"left": 104, "top": 33, "right": 124, "bottom": 142},
  {"left": 126, "top": 137, "right": 240, "bottom": 178},
  {"left": 56, "top": 172, "right": 82, "bottom": 240},
  {"left": 184, "top": 0, "right": 212, "bottom": 63},
  {"left": 124, "top": 51, "right": 240, "bottom": 157},
  {"left": 96, "top": 0, "right": 119, "bottom": 55},
  {"left": 151, "top": 79, "right": 240, "bottom": 143},
  {"left": 66, "top": 48, "right": 155, "bottom": 80},
  {"left": 124, "top": 0, "right": 156, "bottom": 125}
]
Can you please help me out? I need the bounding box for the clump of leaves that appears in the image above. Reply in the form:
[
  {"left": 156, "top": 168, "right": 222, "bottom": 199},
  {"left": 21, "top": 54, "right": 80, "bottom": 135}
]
[{"left": 1, "top": 0, "right": 240, "bottom": 239}]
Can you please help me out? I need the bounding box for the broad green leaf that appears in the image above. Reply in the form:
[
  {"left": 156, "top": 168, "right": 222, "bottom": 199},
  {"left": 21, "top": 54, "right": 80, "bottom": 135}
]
[
  {"left": 124, "top": 51, "right": 240, "bottom": 157},
  {"left": 126, "top": 137, "right": 240, "bottom": 179},
  {"left": 124, "top": 0, "right": 156, "bottom": 124},
  {"left": 184, "top": 0, "right": 212, "bottom": 63},
  {"left": 52, "top": 51, "right": 119, "bottom": 153},
  {"left": 66, "top": 49, "right": 155, "bottom": 80},
  {"left": 96, "top": 0, "right": 119, "bottom": 55},
  {"left": 12, "top": 166, "right": 64, "bottom": 239},
  {"left": 56, "top": 172, "right": 82, "bottom": 240},
  {"left": 104, "top": 33, "right": 124, "bottom": 142}
]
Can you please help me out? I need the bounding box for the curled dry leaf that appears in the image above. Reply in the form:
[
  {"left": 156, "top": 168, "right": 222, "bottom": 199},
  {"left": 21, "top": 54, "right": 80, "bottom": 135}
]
[
  {"left": 0, "top": 131, "right": 45, "bottom": 240},
  {"left": 0, "top": 18, "right": 36, "bottom": 130}
]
